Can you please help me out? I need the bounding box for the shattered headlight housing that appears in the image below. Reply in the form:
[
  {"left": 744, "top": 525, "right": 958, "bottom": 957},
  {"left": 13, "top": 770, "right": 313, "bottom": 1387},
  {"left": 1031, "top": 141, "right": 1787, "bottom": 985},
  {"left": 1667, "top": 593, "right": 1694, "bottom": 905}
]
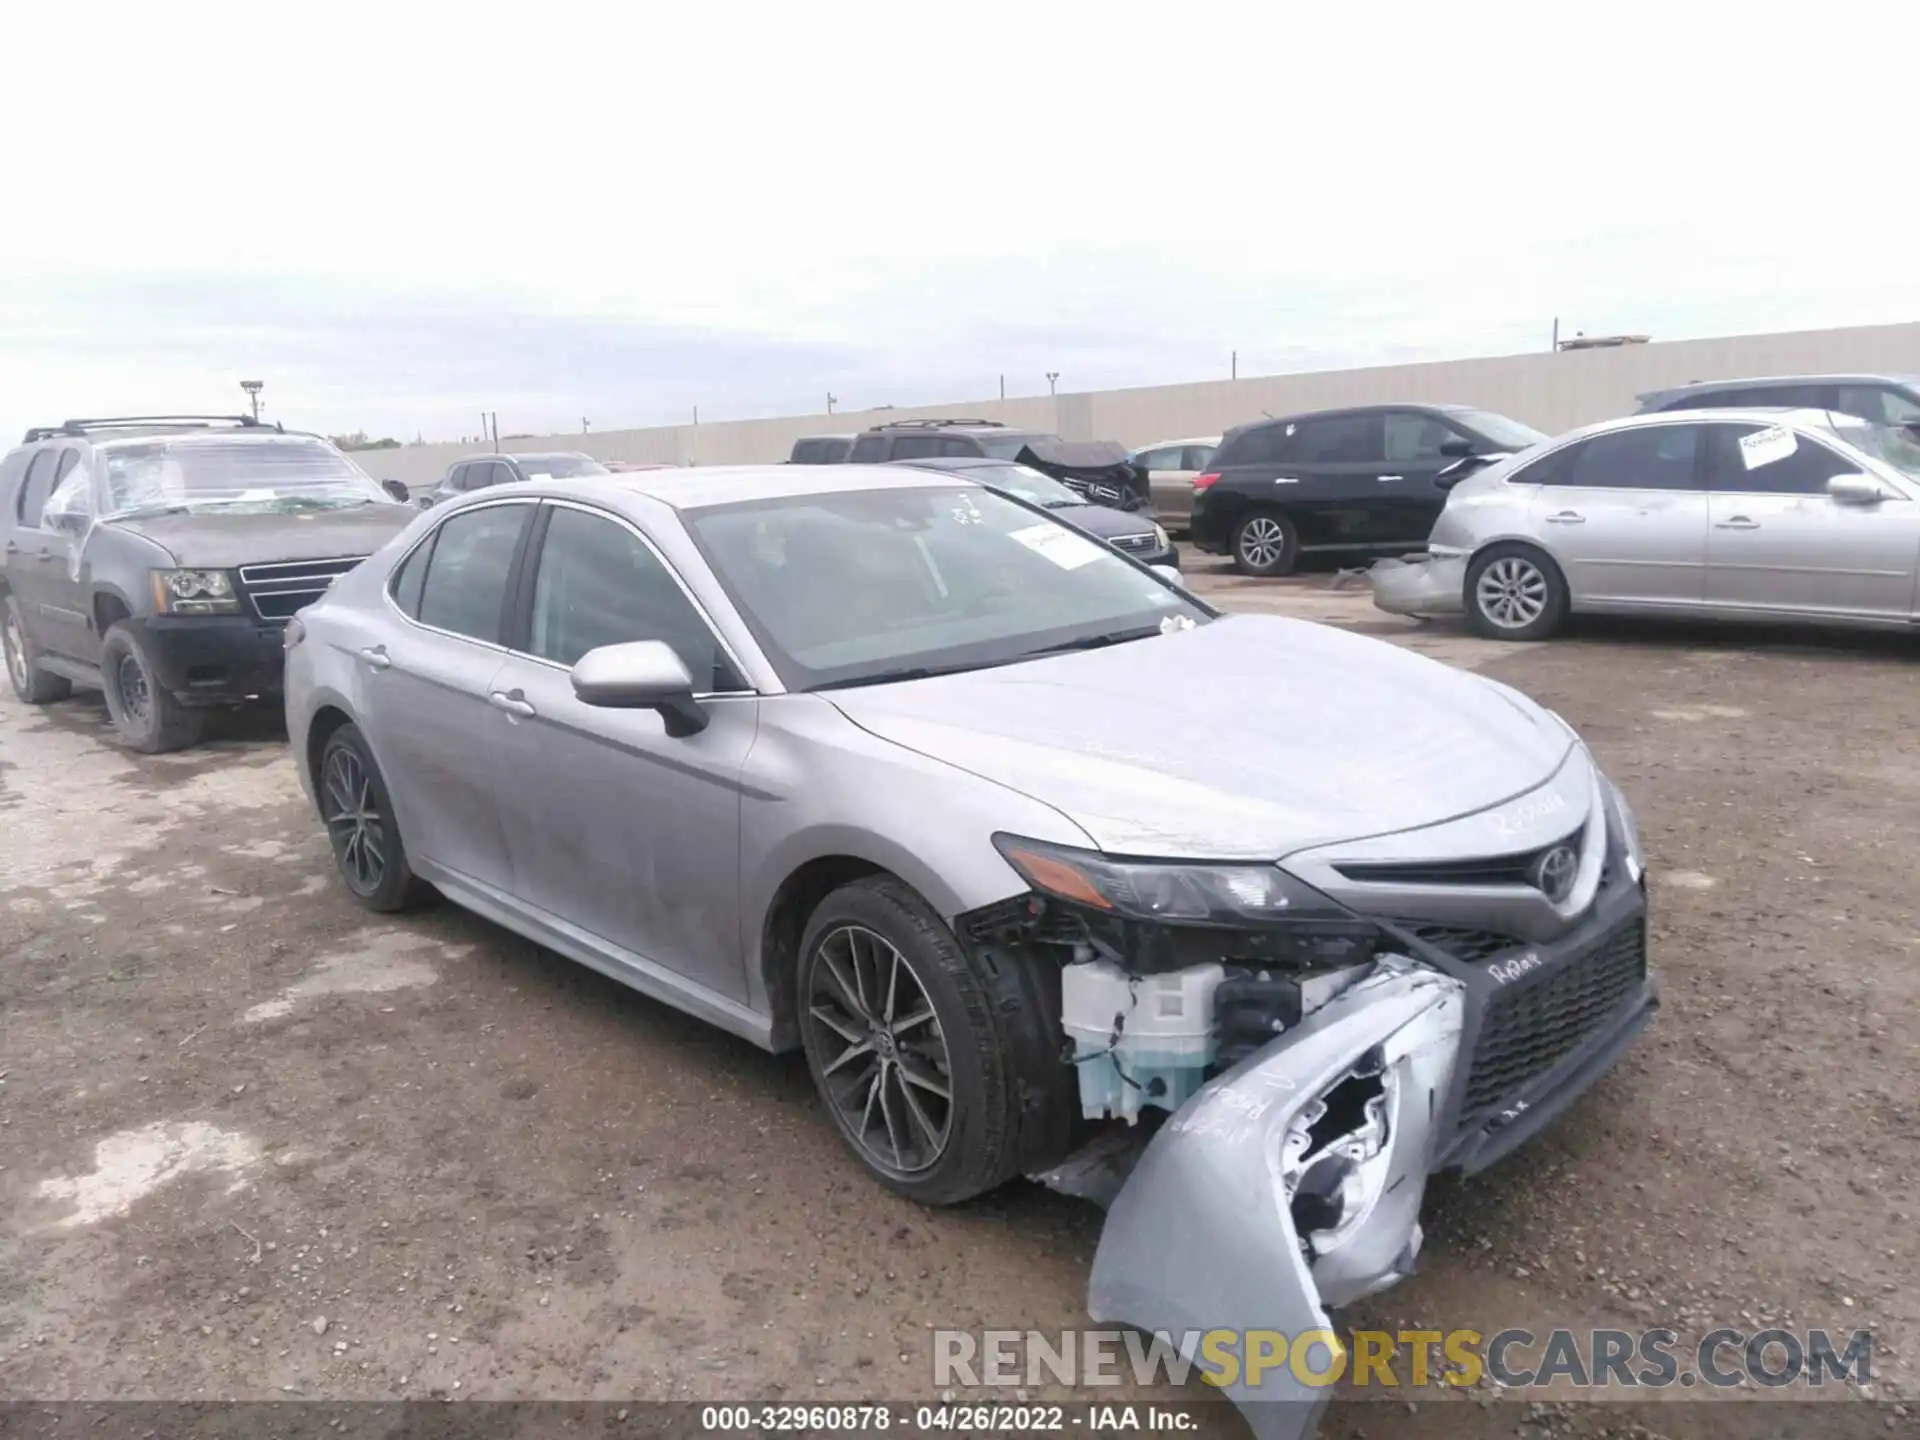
[
  {"left": 1279, "top": 1049, "right": 1397, "bottom": 1254},
  {"left": 151, "top": 569, "right": 240, "bottom": 615},
  {"left": 992, "top": 834, "right": 1376, "bottom": 973}
]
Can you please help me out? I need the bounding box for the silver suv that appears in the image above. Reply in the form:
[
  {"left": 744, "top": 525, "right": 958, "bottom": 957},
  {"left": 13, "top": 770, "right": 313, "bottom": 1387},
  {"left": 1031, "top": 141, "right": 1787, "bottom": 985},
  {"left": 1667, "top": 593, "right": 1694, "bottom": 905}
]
[{"left": 286, "top": 463, "right": 1652, "bottom": 1438}]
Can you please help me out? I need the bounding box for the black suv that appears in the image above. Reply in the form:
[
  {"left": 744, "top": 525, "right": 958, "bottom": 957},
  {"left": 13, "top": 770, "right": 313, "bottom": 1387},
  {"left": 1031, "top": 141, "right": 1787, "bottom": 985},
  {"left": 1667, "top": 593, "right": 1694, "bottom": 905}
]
[
  {"left": 788, "top": 434, "right": 855, "bottom": 464},
  {"left": 848, "top": 420, "right": 1149, "bottom": 512},
  {"left": 1190, "top": 403, "right": 1547, "bottom": 576},
  {"left": 425, "top": 451, "right": 610, "bottom": 506},
  {"left": 1635, "top": 374, "right": 1920, "bottom": 428},
  {"left": 0, "top": 416, "right": 417, "bottom": 751}
]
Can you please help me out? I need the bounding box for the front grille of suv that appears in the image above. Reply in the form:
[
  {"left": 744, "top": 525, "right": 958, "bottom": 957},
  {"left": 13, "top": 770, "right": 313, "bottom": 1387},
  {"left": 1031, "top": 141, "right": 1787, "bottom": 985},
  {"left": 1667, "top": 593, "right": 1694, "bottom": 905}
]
[
  {"left": 236, "top": 557, "right": 366, "bottom": 622},
  {"left": 1400, "top": 922, "right": 1524, "bottom": 965},
  {"left": 1110, "top": 533, "right": 1157, "bottom": 554},
  {"left": 1334, "top": 828, "right": 1584, "bottom": 888},
  {"left": 1460, "top": 916, "right": 1646, "bottom": 1119}
]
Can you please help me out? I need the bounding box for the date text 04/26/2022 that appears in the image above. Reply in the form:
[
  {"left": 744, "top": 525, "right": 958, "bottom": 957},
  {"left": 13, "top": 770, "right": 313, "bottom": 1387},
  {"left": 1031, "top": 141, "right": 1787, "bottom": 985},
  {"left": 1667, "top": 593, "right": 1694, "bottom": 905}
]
[{"left": 699, "top": 1404, "right": 1199, "bottom": 1431}]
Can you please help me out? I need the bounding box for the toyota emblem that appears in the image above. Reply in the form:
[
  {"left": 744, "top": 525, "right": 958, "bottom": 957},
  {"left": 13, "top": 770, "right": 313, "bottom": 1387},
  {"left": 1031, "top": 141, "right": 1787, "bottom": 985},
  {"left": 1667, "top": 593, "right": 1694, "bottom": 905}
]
[{"left": 1532, "top": 845, "right": 1579, "bottom": 903}]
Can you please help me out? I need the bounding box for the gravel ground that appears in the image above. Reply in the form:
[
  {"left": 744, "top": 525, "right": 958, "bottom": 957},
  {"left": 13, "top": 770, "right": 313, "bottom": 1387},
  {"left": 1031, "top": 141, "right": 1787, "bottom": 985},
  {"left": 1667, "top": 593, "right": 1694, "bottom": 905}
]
[{"left": 2, "top": 564, "right": 1912, "bottom": 1439}]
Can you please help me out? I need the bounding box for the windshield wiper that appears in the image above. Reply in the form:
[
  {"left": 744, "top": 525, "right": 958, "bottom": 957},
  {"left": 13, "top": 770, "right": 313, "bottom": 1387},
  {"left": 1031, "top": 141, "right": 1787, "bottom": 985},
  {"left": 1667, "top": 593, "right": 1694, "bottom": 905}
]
[
  {"left": 1016, "top": 623, "right": 1168, "bottom": 659},
  {"left": 811, "top": 658, "right": 1006, "bottom": 691},
  {"left": 111, "top": 503, "right": 193, "bottom": 521}
]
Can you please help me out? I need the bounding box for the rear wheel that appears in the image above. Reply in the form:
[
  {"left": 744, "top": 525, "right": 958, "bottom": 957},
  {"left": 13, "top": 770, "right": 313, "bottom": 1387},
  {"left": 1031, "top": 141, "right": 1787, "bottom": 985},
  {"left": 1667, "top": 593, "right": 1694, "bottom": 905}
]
[
  {"left": 319, "top": 723, "right": 425, "bottom": 912},
  {"left": 1231, "top": 509, "right": 1298, "bottom": 576},
  {"left": 3, "top": 595, "right": 72, "bottom": 704},
  {"left": 1465, "top": 544, "right": 1568, "bottom": 641},
  {"left": 797, "top": 876, "right": 1075, "bottom": 1206},
  {"left": 100, "top": 623, "right": 205, "bottom": 752}
]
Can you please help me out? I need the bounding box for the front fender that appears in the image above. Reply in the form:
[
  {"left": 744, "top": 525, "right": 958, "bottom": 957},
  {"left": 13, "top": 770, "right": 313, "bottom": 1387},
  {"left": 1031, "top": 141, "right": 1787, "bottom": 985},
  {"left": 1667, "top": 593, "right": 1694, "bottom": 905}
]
[{"left": 1086, "top": 964, "right": 1465, "bottom": 1440}]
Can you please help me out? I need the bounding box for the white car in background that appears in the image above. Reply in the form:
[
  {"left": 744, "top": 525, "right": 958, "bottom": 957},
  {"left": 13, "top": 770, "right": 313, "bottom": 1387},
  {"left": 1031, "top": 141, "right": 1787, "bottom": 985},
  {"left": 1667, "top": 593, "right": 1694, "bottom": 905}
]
[{"left": 1127, "top": 436, "right": 1218, "bottom": 533}]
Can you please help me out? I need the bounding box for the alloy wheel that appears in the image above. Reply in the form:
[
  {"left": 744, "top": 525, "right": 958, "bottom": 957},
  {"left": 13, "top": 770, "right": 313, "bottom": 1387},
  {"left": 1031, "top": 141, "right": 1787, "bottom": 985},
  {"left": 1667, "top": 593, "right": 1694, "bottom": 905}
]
[
  {"left": 1476, "top": 555, "right": 1549, "bottom": 630},
  {"left": 3, "top": 612, "right": 25, "bottom": 691},
  {"left": 1238, "top": 516, "right": 1288, "bottom": 570},
  {"left": 806, "top": 924, "right": 954, "bottom": 1176},
  {"left": 322, "top": 746, "right": 387, "bottom": 895},
  {"left": 114, "top": 654, "right": 152, "bottom": 727}
]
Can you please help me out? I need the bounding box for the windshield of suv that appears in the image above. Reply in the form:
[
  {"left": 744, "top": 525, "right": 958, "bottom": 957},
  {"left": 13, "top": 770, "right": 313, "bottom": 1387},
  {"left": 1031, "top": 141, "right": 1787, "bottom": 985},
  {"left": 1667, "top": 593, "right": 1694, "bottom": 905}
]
[
  {"left": 516, "top": 453, "right": 609, "bottom": 479},
  {"left": 1455, "top": 410, "right": 1549, "bottom": 452},
  {"left": 98, "top": 435, "right": 389, "bottom": 517},
  {"left": 976, "top": 432, "right": 1058, "bottom": 460},
  {"left": 686, "top": 485, "right": 1205, "bottom": 690},
  {"left": 966, "top": 463, "right": 1082, "bottom": 508}
]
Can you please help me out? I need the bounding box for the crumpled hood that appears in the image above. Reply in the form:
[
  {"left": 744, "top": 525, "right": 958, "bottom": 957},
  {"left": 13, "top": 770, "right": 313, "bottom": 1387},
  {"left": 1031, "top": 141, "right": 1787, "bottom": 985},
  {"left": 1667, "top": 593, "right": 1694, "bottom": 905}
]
[
  {"left": 828, "top": 613, "right": 1571, "bottom": 859},
  {"left": 1048, "top": 502, "right": 1156, "bottom": 543},
  {"left": 109, "top": 504, "right": 418, "bottom": 567}
]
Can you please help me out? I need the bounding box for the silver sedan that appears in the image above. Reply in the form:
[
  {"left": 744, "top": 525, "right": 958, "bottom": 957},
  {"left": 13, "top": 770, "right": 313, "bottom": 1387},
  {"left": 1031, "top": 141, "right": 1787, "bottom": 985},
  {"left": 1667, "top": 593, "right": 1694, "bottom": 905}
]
[
  {"left": 1369, "top": 407, "right": 1920, "bottom": 639},
  {"left": 284, "top": 463, "right": 1651, "bottom": 1440}
]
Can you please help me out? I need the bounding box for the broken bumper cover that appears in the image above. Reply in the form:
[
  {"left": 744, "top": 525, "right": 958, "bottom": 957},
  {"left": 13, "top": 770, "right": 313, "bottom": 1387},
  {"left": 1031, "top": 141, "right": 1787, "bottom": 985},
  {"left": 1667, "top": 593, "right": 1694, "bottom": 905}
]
[
  {"left": 1367, "top": 552, "right": 1466, "bottom": 618},
  {"left": 1085, "top": 965, "right": 1466, "bottom": 1440}
]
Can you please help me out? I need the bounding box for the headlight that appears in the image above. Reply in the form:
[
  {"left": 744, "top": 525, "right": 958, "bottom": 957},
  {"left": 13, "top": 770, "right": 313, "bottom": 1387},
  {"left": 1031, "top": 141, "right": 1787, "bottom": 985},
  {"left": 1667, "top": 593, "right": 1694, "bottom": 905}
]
[
  {"left": 994, "top": 833, "right": 1314, "bottom": 925},
  {"left": 151, "top": 569, "right": 240, "bottom": 615},
  {"left": 1152, "top": 523, "right": 1170, "bottom": 549},
  {"left": 1607, "top": 780, "right": 1645, "bottom": 884}
]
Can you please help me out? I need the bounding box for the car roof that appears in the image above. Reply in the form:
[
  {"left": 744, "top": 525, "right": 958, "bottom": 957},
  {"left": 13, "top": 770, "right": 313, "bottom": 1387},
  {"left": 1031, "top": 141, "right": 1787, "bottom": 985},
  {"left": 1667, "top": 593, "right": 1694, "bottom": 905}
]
[
  {"left": 89, "top": 428, "right": 329, "bottom": 452},
  {"left": 547, "top": 462, "right": 968, "bottom": 511},
  {"left": 884, "top": 456, "right": 1018, "bottom": 473},
  {"left": 793, "top": 433, "right": 856, "bottom": 443},
  {"left": 1555, "top": 405, "right": 1862, "bottom": 446},
  {"left": 1137, "top": 435, "right": 1221, "bottom": 448}
]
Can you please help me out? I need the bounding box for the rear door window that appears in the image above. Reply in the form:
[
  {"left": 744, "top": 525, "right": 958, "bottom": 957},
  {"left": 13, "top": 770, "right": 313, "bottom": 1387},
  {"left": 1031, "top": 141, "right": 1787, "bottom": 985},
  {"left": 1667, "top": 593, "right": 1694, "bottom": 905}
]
[
  {"left": 1707, "top": 424, "right": 1857, "bottom": 494},
  {"left": 1556, "top": 425, "right": 1704, "bottom": 490},
  {"left": 415, "top": 503, "right": 532, "bottom": 642},
  {"left": 1291, "top": 413, "right": 1385, "bottom": 464},
  {"left": 14, "top": 449, "right": 61, "bottom": 529},
  {"left": 1182, "top": 444, "right": 1216, "bottom": 470},
  {"left": 847, "top": 434, "right": 889, "bottom": 462},
  {"left": 890, "top": 435, "right": 946, "bottom": 460}
]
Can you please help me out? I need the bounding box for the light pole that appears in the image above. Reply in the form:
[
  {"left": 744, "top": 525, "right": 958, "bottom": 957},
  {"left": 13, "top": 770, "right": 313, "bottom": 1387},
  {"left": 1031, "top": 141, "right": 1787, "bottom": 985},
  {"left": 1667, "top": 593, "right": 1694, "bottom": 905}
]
[
  {"left": 1045, "top": 371, "right": 1060, "bottom": 396},
  {"left": 240, "top": 380, "right": 263, "bottom": 420},
  {"left": 826, "top": 393, "right": 837, "bottom": 414}
]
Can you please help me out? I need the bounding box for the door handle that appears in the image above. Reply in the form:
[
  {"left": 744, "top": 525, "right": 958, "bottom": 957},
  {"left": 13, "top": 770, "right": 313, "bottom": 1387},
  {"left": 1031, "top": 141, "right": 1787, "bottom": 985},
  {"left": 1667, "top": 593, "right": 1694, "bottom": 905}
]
[
  {"left": 1715, "top": 517, "right": 1761, "bottom": 530},
  {"left": 488, "top": 689, "right": 536, "bottom": 718},
  {"left": 34, "top": 549, "right": 58, "bottom": 562},
  {"left": 1377, "top": 474, "right": 1404, "bottom": 483},
  {"left": 1544, "top": 511, "right": 1586, "bottom": 524},
  {"left": 3, "top": 541, "right": 17, "bottom": 555},
  {"left": 358, "top": 645, "right": 392, "bottom": 670}
]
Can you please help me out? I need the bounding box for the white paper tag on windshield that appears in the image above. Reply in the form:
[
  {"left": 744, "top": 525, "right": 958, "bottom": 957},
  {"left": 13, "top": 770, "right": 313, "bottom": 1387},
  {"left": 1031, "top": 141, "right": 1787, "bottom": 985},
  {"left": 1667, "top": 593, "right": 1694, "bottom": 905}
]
[
  {"left": 1009, "top": 523, "right": 1104, "bottom": 570},
  {"left": 1739, "top": 426, "right": 1797, "bottom": 470},
  {"left": 523, "top": 472, "right": 552, "bottom": 482}
]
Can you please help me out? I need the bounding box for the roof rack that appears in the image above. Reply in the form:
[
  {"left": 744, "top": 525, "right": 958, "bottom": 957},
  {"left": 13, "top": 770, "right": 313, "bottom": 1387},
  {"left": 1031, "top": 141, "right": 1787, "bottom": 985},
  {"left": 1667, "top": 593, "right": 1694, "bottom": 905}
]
[
  {"left": 22, "top": 414, "right": 282, "bottom": 443},
  {"left": 868, "top": 417, "right": 1006, "bottom": 431}
]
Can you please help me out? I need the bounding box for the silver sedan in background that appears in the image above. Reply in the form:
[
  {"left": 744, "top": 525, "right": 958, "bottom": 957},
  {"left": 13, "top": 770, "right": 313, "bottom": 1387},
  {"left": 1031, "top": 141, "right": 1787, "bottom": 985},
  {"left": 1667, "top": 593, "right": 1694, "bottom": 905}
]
[{"left": 1370, "top": 408, "right": 1920, "bottom": 639}]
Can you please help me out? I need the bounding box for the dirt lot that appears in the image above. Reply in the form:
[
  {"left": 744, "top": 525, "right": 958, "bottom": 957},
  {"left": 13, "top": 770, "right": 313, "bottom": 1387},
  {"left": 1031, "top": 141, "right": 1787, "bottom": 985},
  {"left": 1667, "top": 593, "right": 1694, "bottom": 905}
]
[{"left": 2, "top": 563, "right": 1915, "bottom": 1438}]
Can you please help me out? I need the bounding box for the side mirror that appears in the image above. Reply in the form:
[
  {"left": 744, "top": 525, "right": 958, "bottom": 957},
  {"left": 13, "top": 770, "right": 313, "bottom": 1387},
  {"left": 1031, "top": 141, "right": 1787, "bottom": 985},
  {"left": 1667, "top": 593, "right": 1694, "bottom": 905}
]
[
  {"left": 1438, "top": 439, "right": 1476, "bottom": 459},
  {"left": 1827, "top": 474, "right": 1888, "bottom": 506},
  {"left": 570, "top": 640, "right": 708, "bottom": 736},
  {"left": 380, "top": 479, "right": 410, "bottom": 503}
]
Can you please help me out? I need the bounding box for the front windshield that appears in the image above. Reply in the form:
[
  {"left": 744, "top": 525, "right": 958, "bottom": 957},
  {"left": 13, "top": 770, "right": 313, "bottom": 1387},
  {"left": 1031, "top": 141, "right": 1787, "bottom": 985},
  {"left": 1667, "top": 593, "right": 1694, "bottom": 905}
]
[
  {"left": 99, "top": 435, "right": 388, "bottom": 517},
  {"left": 970, "top": 463, "right": 1082, "bottom": 508},
  {"left": 686, "top": 485, "right": 1206, "bottom": 691},
  {"left": 517, "top": 453, "right": 609, "bottom": 479},
  {"left": 1457, "top": 410, "right": 1549, "bottom": 452},
  {"left": 976, "top": 432, "right": 1057, "bottom": 461},
  {"left": 1832, "top": 421, "right": 1920, "bottom": 484}
]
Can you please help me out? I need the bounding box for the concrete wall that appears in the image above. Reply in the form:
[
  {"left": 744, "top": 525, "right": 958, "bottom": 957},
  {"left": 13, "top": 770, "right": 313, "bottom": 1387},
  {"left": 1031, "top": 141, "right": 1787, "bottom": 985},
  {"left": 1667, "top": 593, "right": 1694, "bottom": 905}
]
[{"left": 352, "top": 321, "right": 1920, "bottom": 491}]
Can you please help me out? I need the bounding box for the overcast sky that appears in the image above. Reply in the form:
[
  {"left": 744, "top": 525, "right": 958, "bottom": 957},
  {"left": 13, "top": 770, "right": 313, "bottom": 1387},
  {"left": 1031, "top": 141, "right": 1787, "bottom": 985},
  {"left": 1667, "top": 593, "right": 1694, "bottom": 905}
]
[{"left": 4, "top": 2, "right": 1912, "bottom": 444}]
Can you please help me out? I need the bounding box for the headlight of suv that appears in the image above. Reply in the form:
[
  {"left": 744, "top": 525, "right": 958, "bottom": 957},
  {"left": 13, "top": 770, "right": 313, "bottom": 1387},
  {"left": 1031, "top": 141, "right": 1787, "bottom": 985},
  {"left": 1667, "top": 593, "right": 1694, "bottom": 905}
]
[
  {"left": 151, "top": 569, "right": 241, "bottom": 615},
  {"left": 1152, "top": 523, "right": 1170, "bottom": 550},
  {"left": 992, "top": 834, "right": 1377, "bottom": 971}
]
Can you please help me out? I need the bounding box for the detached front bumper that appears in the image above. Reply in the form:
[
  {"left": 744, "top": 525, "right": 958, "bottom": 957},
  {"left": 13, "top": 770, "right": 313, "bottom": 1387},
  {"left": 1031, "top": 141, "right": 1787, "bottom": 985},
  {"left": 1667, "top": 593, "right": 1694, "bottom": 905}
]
[
  {"left": 1082, "top": 965, "right": 1466, "bottom": 1440},
  {"left": 1367, "top": 552, "right": 1466, "bottom": 618},
  {"left": 128, "top": 615, "right": 288, "bottom": 706}
]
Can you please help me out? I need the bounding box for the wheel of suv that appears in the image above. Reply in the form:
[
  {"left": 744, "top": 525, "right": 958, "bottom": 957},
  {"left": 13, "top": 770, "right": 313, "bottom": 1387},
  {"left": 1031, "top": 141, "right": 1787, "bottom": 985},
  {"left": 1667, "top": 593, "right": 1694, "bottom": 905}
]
[
  {"left": 1231, "top": 509, "right": 1298, "bottom": 577},
  {"left": 99, "top": 623, "right": 206, "bottom": 752},
  {"left": 3, "top": 594, "right": 72, "bottom": 704},
  {"left": 318, "top": 723, "right": 425, "bottom": 912},
  {"left": 1465, "top": 543, "right": 1569, "bottom": 641},
  {"left": 797, "top": 876, "right": 1075, "bottom": 1206}
]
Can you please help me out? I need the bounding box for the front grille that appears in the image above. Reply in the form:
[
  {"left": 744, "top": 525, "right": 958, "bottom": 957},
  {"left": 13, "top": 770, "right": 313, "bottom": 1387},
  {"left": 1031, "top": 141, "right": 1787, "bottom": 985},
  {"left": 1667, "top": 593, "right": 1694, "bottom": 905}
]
[
  {"left": 1461, "top": 917, "right": 1646, "bottom": 1119},
  {"left": 1336, "top": 828, "right": 1583, "bottom": 888},
  {"left": 1401, "top": 923, "right": 1524, "bottom": 965},
  {"left": 236, "top": 556, "right": 367, "bottom": 621},
  {"left": 1110, "top": 533, "right": 1157, "bottom": 553}
]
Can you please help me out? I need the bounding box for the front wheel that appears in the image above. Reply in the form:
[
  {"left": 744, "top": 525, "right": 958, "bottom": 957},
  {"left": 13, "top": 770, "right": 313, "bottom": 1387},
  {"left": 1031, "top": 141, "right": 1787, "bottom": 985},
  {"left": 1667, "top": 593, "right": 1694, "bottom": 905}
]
[
  {"left": 797, "top": 876, "right": 1074, "bottom": 1206},
  {"left": 100, "top": 623, "right": 205, "bottom": 752},
  {"left": 1231, "top": 509, "right": 1298, "bottom": 576},
  {"left": 1465, "top": 544, "right": 1568, "bottom": 641}
]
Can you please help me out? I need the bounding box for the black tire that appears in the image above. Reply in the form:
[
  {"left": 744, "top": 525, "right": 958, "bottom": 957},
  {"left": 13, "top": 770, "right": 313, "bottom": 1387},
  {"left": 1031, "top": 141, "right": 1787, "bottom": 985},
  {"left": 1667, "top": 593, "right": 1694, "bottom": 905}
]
[
  {"left": 2, "top": 593, "right": 72, "bottom": 704},
  {"left": 1231, "top": 509, "right": 1299, "bottom": 576},
  {"left": 318, "top": 723, "right": 425, "bottom": 912},
  {"left": 1465, "top": 543, "right": 1569, "bottom": 642},
  {"left": 100, "top": 623, "right": 205, "bottom": 752},
  {"left": 797, "top": 876, "right": 1076, "bottom": 1207}
]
